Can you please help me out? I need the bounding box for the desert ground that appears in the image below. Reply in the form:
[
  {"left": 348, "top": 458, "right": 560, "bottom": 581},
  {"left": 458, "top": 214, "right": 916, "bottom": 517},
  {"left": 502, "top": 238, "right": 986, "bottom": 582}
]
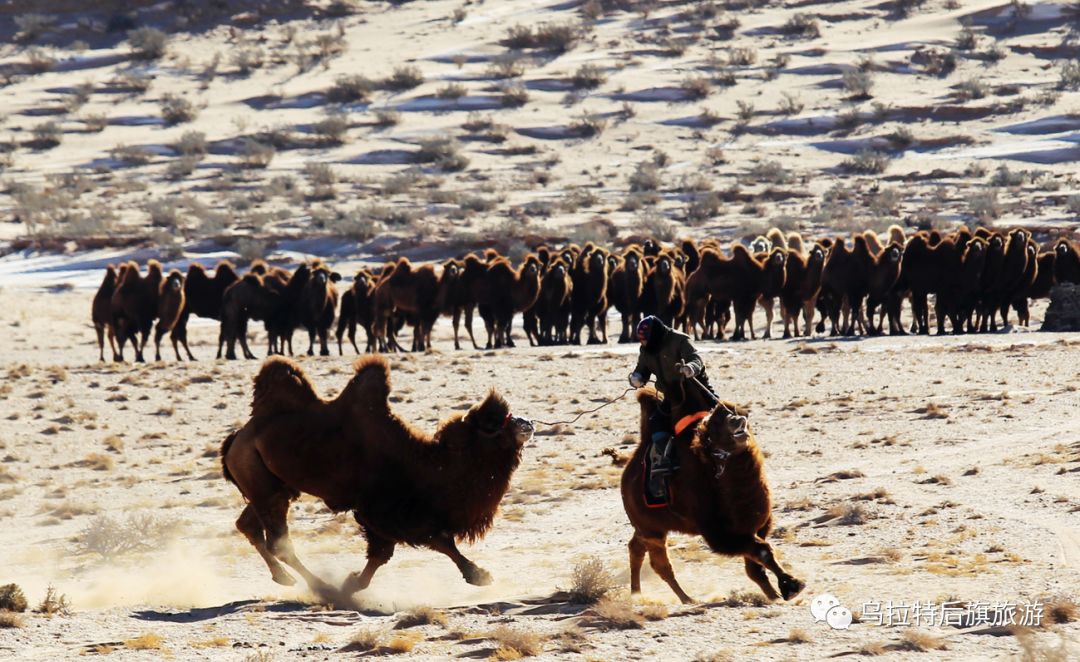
[
  {"left": 0, "top": 276, "right": 1076, "bottom": 661},
  {"left": 1, "top": 0, "right": 1080, "bottom": 659}
]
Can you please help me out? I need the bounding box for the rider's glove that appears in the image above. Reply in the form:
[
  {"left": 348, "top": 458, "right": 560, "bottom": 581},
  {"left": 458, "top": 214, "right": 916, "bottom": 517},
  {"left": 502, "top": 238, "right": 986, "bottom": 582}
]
[
  {"left": 679, "top": 363, "right": 696, "bottom": 379},
  {"left": 629, "top": 372, "right": 646, "bottom": 388}
]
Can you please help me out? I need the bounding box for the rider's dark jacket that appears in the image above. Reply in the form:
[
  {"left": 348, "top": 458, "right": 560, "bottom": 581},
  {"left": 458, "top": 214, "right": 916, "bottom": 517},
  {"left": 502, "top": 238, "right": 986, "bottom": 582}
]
[{"left": 633, "top": 321, "right": 704, "bottom": 399}]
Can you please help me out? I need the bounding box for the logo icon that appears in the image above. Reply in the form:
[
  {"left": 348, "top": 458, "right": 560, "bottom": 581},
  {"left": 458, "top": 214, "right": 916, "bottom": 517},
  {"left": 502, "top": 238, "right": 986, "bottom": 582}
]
[{"left": 811, "top": 594, "right": 851, "bottom": 630}]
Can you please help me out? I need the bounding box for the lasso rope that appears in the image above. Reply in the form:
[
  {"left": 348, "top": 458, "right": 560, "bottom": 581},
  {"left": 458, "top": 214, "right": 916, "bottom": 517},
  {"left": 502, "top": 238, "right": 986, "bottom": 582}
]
[{"left": 531, "top": 387, "right": 636, "bottom": 427}]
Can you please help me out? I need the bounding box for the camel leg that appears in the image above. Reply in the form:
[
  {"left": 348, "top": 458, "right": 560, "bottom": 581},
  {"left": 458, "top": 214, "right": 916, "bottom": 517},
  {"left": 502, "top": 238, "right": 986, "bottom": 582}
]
[
  {"left": 628, "top": 532, "right": 647, "bottom": 595},
  {"left": 259, "top": 494, "right": 331, "bottom": 592},
  {"left": 306, "top": 328, "right": 316, "bottom": 356},
  {"left": 644, "top": 537, "right": 693, "bottom": 604},
  {"left": 107, "top": 325, "right": 119, "bottom": 361},
  {"left": 318, "top": 326, "right": 330, "bottom": 356},
  {"left": 464, "top": 307, "right": 480, "bottom": 350},
  {"left": 344, "top": 530, "right": 395, "bottom": 594},
  {"left": 236, "top": 504, "right": 295, "bottom": 586},
  {"left": 762, "top": 299, "right": 773, "bottom": 339},
  {"left": 95, "top": 324, "right": 106, "bottom": 362},
  {"left": 749, "top": 539, "right": 804, "bottom": 601},
  {"left": 348, "top": 321, "right": 360, "bottom": 354},
  {"left": 153, "top": 322, "right": 167, "bottom": 361},
  {"left": 451, "top": 308, "right": 463, "bottom": 350},
  {"left": 743, "top": 558, "right": 780, "bottom": 601},
  {"left": 428, "top": 533, "right": 492, "bottom": 586}
]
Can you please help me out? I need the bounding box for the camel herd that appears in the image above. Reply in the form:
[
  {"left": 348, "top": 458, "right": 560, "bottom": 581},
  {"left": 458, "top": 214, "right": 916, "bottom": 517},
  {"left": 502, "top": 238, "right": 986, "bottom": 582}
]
[{"left": 91, "top": 225, "right": 1080, "bottom": 361}]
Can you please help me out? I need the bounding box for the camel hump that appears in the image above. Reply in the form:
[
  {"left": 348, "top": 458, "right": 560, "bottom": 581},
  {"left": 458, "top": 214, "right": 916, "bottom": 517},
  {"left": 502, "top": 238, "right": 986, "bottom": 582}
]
[
  {"left": 348, "top": 355, "right": 392, "bottom": 405},
  {"left": 252, "top": 357, "right": 320, "bottom": 418}
]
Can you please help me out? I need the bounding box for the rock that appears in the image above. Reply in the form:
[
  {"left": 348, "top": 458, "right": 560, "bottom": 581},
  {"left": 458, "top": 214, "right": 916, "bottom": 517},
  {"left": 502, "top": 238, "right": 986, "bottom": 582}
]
[{"left": 1041, "top": 283, "right": 1080, "bottom": 332}]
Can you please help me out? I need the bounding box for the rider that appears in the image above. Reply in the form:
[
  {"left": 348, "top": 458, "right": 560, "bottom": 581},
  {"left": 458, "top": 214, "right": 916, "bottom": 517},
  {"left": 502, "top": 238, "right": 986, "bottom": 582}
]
[{"left": 628, "top": 316, "right": 714, "bottom": 498}]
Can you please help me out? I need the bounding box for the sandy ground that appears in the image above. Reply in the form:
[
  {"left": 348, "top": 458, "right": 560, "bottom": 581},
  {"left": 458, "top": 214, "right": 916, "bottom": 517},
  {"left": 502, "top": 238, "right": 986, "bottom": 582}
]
[{"left": 0, "top": 281, "right": 1076, "bottom": 661}]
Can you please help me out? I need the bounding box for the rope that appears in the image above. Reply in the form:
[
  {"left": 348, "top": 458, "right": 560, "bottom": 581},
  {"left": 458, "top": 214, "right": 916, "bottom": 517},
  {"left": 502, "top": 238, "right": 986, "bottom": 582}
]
[{"left": 531, "top": 387, "right": 636, "bottom": 427}]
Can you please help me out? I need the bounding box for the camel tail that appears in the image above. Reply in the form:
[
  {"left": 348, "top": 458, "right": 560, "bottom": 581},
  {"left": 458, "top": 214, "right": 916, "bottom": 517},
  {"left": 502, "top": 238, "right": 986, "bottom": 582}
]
[{"left": 221, "top": 430, "right": 239, "bottom": 485}]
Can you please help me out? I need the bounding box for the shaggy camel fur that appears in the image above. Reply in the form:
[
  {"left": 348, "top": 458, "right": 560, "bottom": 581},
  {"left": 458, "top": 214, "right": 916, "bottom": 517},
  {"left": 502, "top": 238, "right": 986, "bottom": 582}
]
[
  {"left": 221, "top": 356, "right": 534, "bottom": 593},
  {"left": 110, "top": 260, "right": 164, "bottom": 362},
  {"left": 779, "top": 243, "right": 826, "bottom": 338},
  {"left": 170, "top": 261, "right": 239, "bottom": 360},
  {"left": 220, "top": 265, "right": 309, "bottom": 360},
  {"left": 91, "top": 265, "right": 119, "bottom": 362},
  {"left": 336, "top": 268, "right": 377, "bottom": 354},
  {"left": 479, "top": 256, "right": 542, "bottom": 348},
  {"left": 373, "top": 258, "right": 440, "bottom": 352},
  {"left": 569, "top": 245, "right": 609, "bottom": 345},
  {"left": 622, "top": 389, "right": 804, "bottom": 603},
  {"left": 298, "top": 261, "right": 341, "bottom": 356},
  {"left": 535, "top": 257, "right": 573, "bottom": 345},
  {"left": 153, "top": 269, "right": 186, "bottom": 361},
  {"left": 608, "top": 247, "right": 646, "bottom": 343}
]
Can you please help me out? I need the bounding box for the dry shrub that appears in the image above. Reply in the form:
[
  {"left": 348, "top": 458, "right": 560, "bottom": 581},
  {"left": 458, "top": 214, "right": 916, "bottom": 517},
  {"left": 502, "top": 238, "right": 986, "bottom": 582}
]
[
  {"left": 124, "top": 633, "right": 164, "bottom": 650},
  {"left": 1044, "top": 597, "right": 1078, "bottom": 624},
  {"left": 174, "top": 130, "right": 207, "bottom": 157},
  {"left": 160, "top": 93, "right": 198, "bottom": 124},
  {"left": 0, "top": 611, "right": 23, "bottom": 628},
  {"left": 75, "top": 512, "right": 179, "bottom": 559},
  {"left": 415, "top": 137, "right": 468, "bottom": 171},
  {"left": 36, "top": 586, "right": 69, "bottom": 616},
  {"left": 857, "top": 640, "right": 886, "bottom": 655},
  {"left": 0, "top": 584, "right": 28, "bottom": 613},
  {"left": 590, "top": 595, "right": 644, "bottom": 629},
  {"left": 897, "top": 629, "right": 946, "bottom": 651},
  {"left": 385, "top": 631, "right": 422, "bottom": 653},
  {"left": 240, "top": 138, "right": 275, "bottom": 168},
  {"left": 327, "top": 74, "right": 374, "bottom": 103},
  {"left": 384, "top": 65, "right": 424, "bottom": 91},
  {"left": 568, "top": 556, "right": 618, "bottom": 604},
  {"left": 786, "top": 627, "right": 813, "bottom": 643},
  {"left": 571, "top": 63, "right": 606, "bottom": 90},
  {"left": 719, "top": 590, "right": 771, "bottom": 608},
  {"left": 396, "top": 605, "right": 447, "bottom": 628},
  {"left": 637, "top": 601, "right": 668, "bottom": 621},
  {"left": 80, "top": 453, "right": 114, "bottom": 471},
  {"left": 343, "top": 627, "right": 384, "bottom": 652},
  {"left": 312, "top": 112, "right": 350, "bottom": 145},
  {"left": 488, "top": 625, "right": 543, "bottom": 658},
  {"left": 128, "top": 27, "right": 168, "bottom": 60}
]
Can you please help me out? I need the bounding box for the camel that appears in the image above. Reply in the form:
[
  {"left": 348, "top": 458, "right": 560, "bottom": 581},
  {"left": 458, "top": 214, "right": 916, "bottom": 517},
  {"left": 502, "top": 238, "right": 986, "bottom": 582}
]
[
  {"left": 622, "top": 385, "right": 804, "bottom": 604},
  {"left": 110, "top": 260, "right": 164, "bottom": 362},
  {"left": 298, "top": 261, "right": 341, "bottom": 356},
  {"left": 91, "top": 265, "right": 119, "bottom": 362},
  {"left": 153, "top": 269, "right": 186, "bottom": 361},
  {"left": 478, "top": 256, "right": 542, "bottom": 349},
  {"left": 170, "top": 261, "right": 239, "bottom": 360},
  {"left": 608, "top": 247, "right": 645, "bottom": 343},
  {"left": 372, "top": 258, "right": 440, "bottom": 352},
  {"left": 220, "top": 265, "right": 309, "bottom": 360},
  {"left": 336, "top": 268, "right": 377, "bottom": 354},
  {"left": 220, "top": 355, "right": 534, "bottom": 594}
]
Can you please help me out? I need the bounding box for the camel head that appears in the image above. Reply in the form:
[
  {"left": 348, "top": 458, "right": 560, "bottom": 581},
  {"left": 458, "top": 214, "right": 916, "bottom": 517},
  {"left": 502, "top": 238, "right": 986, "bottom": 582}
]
[
  {"left": 461, "top": 390, "right": 534, "bottom": 450},
  {"left": 1057, "top": 240, "right": 1070, "bottom": 257},
  {"left": 312, "top": 266, "right": 342, "bottom": 286},
  {"left": 165, "top": 269, "right": 184, "bottom": 292},
  {"left": 625, "top": 251, "right": 640, "bottom": 271},
  {"left": 809, "top": 243, "right": 826, "bottom": 265},
  {"left": 656, "top": 255, "right": 671, "bottom": 275},
  {"left": 588, "top": 249, "right": 606, "bottom": 272},
  {"left": 702, "top": 402, "right": 752, "bottom": 455},
  {"left": 883, "top": 242, "right": 902, "bottom": 264}
]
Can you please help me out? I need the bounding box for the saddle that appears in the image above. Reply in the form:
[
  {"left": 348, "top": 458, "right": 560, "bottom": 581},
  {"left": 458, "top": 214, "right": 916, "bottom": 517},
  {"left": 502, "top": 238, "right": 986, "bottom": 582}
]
[{"left": 642, "top": 410, "right": 710, "bottom": 508}]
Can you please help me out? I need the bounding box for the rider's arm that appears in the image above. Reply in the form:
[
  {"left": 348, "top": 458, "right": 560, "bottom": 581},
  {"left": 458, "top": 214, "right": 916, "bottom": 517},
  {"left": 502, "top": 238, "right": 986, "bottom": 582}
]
[
  {"left": 632, "top": 349, "right": 652, "bottom": 384},
  {"left": 678, "top": 338, "right": 704, "bottom": 377}
]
